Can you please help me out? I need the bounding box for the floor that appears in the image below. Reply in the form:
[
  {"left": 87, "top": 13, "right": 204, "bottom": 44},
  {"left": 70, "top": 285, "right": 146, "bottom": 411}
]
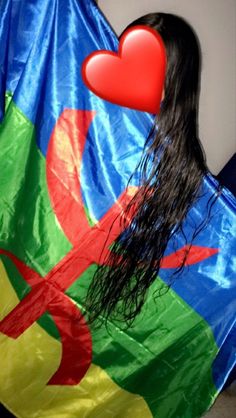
[{"left": 203, "top": 385, "right": 236, "bottom": 418}]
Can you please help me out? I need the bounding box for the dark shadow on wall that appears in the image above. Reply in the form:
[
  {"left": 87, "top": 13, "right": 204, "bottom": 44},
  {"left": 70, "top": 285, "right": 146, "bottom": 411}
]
[
  {"left": 0, "top": 404, "right": 15, "bottom": 417},
  {"left": 216, "top": 153, "right": 236, "bottom": 197}
]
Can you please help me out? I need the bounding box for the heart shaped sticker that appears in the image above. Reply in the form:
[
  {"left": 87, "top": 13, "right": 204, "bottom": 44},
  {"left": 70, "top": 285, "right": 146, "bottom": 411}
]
[{"left": 81, "top": 25, "right": 166, "bottom": 114}]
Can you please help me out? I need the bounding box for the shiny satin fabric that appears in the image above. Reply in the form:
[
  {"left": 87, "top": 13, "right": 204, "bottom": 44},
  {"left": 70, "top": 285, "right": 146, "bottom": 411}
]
[{"left": 0, "top": 1, "right": 235, "bottom": 417}]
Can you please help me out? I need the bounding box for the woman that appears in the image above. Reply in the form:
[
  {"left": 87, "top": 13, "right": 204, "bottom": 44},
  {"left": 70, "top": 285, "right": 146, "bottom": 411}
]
[{"left": 85, "top": 12, "right": 222, "bottom": 325}]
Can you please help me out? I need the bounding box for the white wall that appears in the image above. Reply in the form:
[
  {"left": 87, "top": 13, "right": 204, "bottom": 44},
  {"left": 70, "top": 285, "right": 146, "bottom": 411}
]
[{"left": 98, "top": 0, "right": 236, "bottom": 175}]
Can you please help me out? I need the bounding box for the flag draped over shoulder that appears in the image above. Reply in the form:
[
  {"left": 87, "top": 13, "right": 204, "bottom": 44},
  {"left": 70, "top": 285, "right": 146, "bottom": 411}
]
[{"left": 0, "top": 0, "right": 235, "bottom": 417}]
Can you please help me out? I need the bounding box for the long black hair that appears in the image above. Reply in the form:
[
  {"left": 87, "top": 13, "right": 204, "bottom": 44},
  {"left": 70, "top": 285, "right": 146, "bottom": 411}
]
[{"left": 85, "top": 13, "right": 222, "bottom": 326}]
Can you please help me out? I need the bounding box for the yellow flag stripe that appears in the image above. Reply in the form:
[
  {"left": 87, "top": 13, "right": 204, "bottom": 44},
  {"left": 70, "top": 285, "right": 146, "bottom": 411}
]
[{"left": 0, "top": 260, "right": 152, "bottom": 418}]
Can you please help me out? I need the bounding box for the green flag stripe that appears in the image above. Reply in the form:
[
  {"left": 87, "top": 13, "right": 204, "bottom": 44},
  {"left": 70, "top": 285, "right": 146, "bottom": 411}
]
[
  {"left": 66, "top": 265, "right": 219, "bottom": 418},
  {"left": 0, "top": 95, "right": 71, "bottom": 273},
  {"left": 0, "top": 96, "right": 72, "bottom": 339}
]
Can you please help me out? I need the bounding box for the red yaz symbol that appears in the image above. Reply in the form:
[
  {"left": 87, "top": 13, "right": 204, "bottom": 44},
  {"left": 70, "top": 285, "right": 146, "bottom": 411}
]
[
  {"left": 0, "top": 109, "right": 138, "bottom": 385},
  {"left": 0, "top": 109, "right": 219, "bottom": 385}
]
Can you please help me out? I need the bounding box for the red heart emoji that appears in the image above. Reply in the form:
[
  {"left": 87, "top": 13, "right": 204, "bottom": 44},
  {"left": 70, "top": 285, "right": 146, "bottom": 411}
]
[{"left": 81, "top": 25, "right": 166, "bottom": 114}]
